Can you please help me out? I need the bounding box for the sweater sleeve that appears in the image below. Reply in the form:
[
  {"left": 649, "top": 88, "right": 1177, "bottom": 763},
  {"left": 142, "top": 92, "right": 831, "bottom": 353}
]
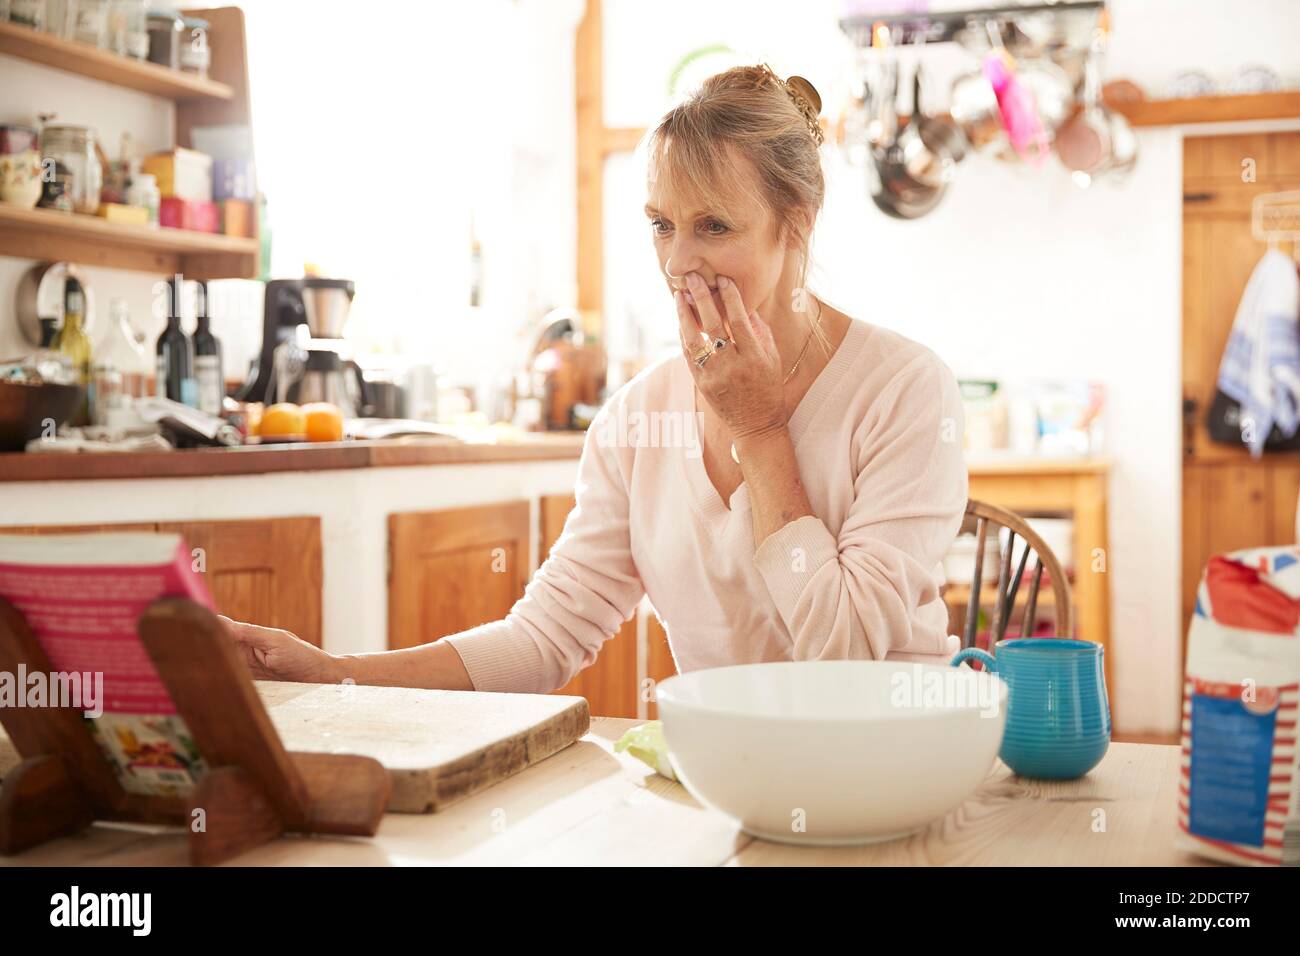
[
  {"left": 751, "top": 355, "right": 968, "bottom": 661},
  {"left": 441, "top": 400, "right": 646, "bottom": 694}
]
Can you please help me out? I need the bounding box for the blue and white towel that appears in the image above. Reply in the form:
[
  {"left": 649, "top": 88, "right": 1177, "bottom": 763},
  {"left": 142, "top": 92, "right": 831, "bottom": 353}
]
[{"left": 1216, "top": 250, "right": 1300, "bottom": 457}]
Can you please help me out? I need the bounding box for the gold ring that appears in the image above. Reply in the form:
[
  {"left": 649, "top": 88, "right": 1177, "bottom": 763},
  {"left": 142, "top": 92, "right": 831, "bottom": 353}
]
[{"left": 693, "top": 345, "right": 714, "bottom": 368}]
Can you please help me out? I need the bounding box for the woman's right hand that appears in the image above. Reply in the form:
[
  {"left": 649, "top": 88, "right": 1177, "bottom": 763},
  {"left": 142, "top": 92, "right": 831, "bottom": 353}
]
[{"left": 218, "top": 615, "right": 341, "bottom": 684}]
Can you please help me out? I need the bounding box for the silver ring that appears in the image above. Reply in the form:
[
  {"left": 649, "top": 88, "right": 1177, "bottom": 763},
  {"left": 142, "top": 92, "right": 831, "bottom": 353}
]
[{"left": 712, "top": 337, "right": 729, "bottom": 351}]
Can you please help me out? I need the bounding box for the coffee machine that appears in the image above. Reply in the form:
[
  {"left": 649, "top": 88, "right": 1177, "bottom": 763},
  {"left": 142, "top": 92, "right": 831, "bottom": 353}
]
[{"left": 238, "top": 277, "right": 373, "bottom": 417}]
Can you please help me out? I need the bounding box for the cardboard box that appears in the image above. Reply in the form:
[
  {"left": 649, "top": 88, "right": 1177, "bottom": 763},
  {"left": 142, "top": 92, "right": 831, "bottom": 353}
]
[
  {"left": 142, "top": 147, "right": 213, "bottom": 202},
  {"left": 220, "top": 199, "right": 254, "bottom": 237},
  {"left": 159, "top": 197, "right": 220, "bottom": 233},
  {"left": 96, "top": 202, "right": 150, "bottom": 226},
  {"left": 213, "top": 158, "right": 256, "bottom": 201}
]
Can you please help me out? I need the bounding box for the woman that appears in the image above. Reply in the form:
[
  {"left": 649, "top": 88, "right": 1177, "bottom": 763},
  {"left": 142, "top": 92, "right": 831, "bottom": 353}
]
[{"left": 222, "top": 65, "right": 969, "bottom": 692}]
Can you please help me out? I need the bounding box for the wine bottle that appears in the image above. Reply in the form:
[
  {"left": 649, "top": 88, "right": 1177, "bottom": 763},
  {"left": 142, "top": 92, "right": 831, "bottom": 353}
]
[
  {"left": 53, "top": 276, "right": 94, "bottom": 425},
  {"left": 155, "top": 277, "right": 196, "bottom": 406},
  {"left": 192, "top": 281, "right": 225, "bottom": 415}
]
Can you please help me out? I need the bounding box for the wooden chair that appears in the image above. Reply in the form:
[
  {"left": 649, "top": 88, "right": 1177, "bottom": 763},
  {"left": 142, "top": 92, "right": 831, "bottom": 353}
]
[{"left": 954, "top": 499, "right": 1073, "bottom": 648}]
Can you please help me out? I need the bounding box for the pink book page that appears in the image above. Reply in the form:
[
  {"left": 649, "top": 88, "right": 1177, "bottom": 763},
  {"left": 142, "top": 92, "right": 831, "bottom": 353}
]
[{"left": 0, "top": 538, "right": 215, "bottom": 714}]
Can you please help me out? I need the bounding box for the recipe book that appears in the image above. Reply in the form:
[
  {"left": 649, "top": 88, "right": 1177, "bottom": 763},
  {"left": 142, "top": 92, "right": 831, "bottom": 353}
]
[{"left": 0, "top": 532, "right": 213, "bottom": 797}]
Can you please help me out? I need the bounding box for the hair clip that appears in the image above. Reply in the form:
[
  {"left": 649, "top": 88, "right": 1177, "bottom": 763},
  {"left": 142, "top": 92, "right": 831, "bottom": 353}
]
[{"left": 784, "top": 74, "right": 824, "bottom": 145}]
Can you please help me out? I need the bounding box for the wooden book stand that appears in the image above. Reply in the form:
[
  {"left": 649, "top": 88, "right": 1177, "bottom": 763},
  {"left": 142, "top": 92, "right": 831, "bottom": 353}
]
[{"left": 0, "top": 596, "right": 390, "bottom": 865}]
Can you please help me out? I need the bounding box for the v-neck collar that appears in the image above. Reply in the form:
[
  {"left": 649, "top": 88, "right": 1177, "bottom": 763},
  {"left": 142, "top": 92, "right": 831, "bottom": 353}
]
[{"left": 677, "top": 319, "right": 872, "bottom": 522}]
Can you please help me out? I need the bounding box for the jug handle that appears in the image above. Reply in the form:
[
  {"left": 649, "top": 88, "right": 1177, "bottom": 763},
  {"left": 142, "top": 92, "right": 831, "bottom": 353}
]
[
  {"left": 951, "top": 647, "right": 996, "bottom": 671},
  {"left": 346, "top": 360, "right": 374, "bottom": 418}
]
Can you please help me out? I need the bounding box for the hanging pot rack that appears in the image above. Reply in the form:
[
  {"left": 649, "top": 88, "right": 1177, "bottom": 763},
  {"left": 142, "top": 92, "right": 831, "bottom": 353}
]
[{"left": 839, "top": 1, "right": 1106, "bottom": 48}]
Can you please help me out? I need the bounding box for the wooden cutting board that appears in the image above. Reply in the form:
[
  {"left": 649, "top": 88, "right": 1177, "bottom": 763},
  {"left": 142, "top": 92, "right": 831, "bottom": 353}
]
[{"left": 0, "top": 681, "right": 591, "bottom": 814}]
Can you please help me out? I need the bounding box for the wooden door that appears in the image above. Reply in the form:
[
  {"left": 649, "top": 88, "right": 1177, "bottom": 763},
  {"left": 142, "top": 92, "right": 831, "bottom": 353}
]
[
  {"left": 388, "top": 502, "right": 530, "bottom": 651},
  {"left": 543, "top": 493, "right": 641, "bottom": 718},
  {"left": 157, "top": 517, "right": 323, "bottom": 646},
  {"left": 1181, "top": 131, "right": 1300, "bottom": 711}
]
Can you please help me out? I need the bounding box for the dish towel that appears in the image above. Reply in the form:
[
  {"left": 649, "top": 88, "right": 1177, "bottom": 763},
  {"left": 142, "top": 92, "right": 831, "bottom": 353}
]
[{"left": 1216, "top": 249, "right": 1300, "bottom": 457}]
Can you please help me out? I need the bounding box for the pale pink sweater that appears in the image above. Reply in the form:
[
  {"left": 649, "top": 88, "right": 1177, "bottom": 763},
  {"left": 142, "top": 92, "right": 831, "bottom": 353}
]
[{"left": 444, "top": 318, "right": 969, "bottom": 693}]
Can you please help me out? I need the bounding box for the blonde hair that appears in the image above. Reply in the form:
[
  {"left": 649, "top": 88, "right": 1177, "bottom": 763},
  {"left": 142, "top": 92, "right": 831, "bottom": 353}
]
[{"left": 647, "top": 64, "right": 830, "bottom": 354}]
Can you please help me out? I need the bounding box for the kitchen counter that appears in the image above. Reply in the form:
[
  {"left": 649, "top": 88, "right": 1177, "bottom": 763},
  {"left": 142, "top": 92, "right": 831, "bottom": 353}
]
[
  {"left": 0, "top": 716, "right": 1206, "bottom": 866},
  {"left": 0, "top": 433, "right": 588, "bottom": 482}
]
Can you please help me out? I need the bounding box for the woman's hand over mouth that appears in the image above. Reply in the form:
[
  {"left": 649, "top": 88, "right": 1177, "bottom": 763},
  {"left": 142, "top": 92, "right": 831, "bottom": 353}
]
[{"left": 676, "top": 272, "right": 786, "bottom": 442}]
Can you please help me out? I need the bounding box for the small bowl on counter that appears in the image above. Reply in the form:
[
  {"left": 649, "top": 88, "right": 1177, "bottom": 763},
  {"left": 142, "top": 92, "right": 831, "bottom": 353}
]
[
  {"left": 655, "top": 659, "right": 1007, "bottom": 845},
  {"left": 0, "top": 380, "right": 85, "bottom": 452}
]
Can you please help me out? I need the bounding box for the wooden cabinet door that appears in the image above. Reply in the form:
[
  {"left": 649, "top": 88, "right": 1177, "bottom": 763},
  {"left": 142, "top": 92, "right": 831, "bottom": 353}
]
[
  {"left": 388, "top": 502, "right": 530, "bottom": 650},
  {"left": 543, "top": 493, "right": 640, "bottom": 718},
  {"left": 157, "top": 517, "right": 323, "bottom": 646},
  {"left": 1180, "top": 130, "right": 1300, "bottom": 715},
  {"left": 644, "top": 613, "right": 676, "bottom": 720}
]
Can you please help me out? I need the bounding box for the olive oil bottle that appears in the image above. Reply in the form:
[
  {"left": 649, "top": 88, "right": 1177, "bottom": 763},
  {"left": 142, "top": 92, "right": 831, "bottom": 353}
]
[{"left": 53, "top": 276, "right": 94, "bottom": 425}]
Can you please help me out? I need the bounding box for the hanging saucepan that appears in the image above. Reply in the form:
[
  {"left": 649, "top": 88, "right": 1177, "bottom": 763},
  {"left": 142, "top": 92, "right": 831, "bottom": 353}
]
[
  {"left": 869, "top": 62, "right": 952, "bottom": 219},
  {"left": 950, "top": 68, "right": 1004, "bottom": 153},
  {"left": 907, "top": 63, "right": 968, "bottom": 174},
  {"left": 1055, "top": 28, "right": 1113, "bottom": 183}
]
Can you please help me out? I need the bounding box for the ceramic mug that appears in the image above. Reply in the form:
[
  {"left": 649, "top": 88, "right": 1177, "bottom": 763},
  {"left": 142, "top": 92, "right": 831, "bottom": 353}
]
[
  {"left": 0, "top": 150, "right": 44, "bottom": 209},
  {"left": 951, "top": 638, "right": 1110, "bottom": 779}
]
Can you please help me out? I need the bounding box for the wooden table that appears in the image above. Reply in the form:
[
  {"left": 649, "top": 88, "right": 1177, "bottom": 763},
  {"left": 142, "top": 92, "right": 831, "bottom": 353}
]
[{"left": 0, "top": 717, "right": 1211, "bottom": 866}]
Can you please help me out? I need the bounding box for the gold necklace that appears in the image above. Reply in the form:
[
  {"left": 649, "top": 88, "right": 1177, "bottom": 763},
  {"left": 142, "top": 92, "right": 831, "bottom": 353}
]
[{"left": 730, "top": 301, "right": 825, "bottom": 464}]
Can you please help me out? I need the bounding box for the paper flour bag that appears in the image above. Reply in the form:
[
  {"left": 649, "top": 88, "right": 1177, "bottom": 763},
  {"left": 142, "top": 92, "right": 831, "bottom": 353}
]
[{"left": 1180, "top": 546, "right": 1300, "bottom": 865}]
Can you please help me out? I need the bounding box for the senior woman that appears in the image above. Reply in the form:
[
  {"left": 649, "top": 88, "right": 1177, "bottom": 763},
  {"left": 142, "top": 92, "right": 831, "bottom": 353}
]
[{"left": 221, "top": 64, "right": 969, "bottom": 693}]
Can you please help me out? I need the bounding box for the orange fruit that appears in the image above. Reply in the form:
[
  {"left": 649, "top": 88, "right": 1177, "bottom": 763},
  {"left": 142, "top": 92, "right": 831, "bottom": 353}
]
[
  {"left": 303, "top": 402, "right": 344, "bottom": 442},
  {"left": 260, "top": 403, "right": 306, "bottom": 438}
]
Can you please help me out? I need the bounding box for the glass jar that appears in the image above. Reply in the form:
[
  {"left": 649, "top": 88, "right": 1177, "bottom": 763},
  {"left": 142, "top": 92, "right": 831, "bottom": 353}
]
[
  {"left": 108, "top": 0, "right": 148, "bottom": 58},
  {"left": 73, "top": 0, "right": 109, "bottom": 47},
  {"left": 89, "top": 362, "right": 123, "bottom": 425},
  {"left": 43, "top": 0, "right": 74, "bottom": 38},
  {"left": 126, "top": 171, "right": 159, "bottom": 226},
  {"left": 179, "top": 16, "right": 210, "bottom": 77},
  {"left": 146, "top": 10, "right": 182, "bottom": 69},
  {"left": 8, "top": 0, "right": 47, "bottom": 30},
  {"left": 41, "top": 124, "right": 102, "bottom": 215}
]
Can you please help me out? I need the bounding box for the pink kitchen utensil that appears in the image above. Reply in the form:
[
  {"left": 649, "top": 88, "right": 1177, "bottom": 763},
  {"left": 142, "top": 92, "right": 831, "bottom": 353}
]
[{"left": 983, "top": 49, "right": 1048, "bottom": 166}]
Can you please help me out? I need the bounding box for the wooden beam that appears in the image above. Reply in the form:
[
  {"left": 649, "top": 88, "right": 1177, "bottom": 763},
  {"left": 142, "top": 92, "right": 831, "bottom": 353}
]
[{"left": 575, "top": 0, "right": 604, "bottom": 317}]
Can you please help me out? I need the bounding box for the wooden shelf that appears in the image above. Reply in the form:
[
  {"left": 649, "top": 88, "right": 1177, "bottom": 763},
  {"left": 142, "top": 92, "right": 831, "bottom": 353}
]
[
  {"left": 0, "top": 18, "right": 233, "bottom": 101},
  {"left": 1105, "top": 90, "right": 1300, "bottom": 128},
  {"left": 0, "top": 202, "right": 257, "bottom": 279}
]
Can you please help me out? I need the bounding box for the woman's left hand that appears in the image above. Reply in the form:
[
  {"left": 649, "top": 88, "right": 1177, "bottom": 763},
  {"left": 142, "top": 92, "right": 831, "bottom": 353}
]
[{"left": 676, "top": 272, "right": 786, "bottom": 441}]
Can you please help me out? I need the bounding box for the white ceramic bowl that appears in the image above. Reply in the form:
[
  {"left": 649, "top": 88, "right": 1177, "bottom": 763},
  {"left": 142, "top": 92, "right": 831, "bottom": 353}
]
[{"left": 655, "top": 660, "right": 1007, "bottom": 845}]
